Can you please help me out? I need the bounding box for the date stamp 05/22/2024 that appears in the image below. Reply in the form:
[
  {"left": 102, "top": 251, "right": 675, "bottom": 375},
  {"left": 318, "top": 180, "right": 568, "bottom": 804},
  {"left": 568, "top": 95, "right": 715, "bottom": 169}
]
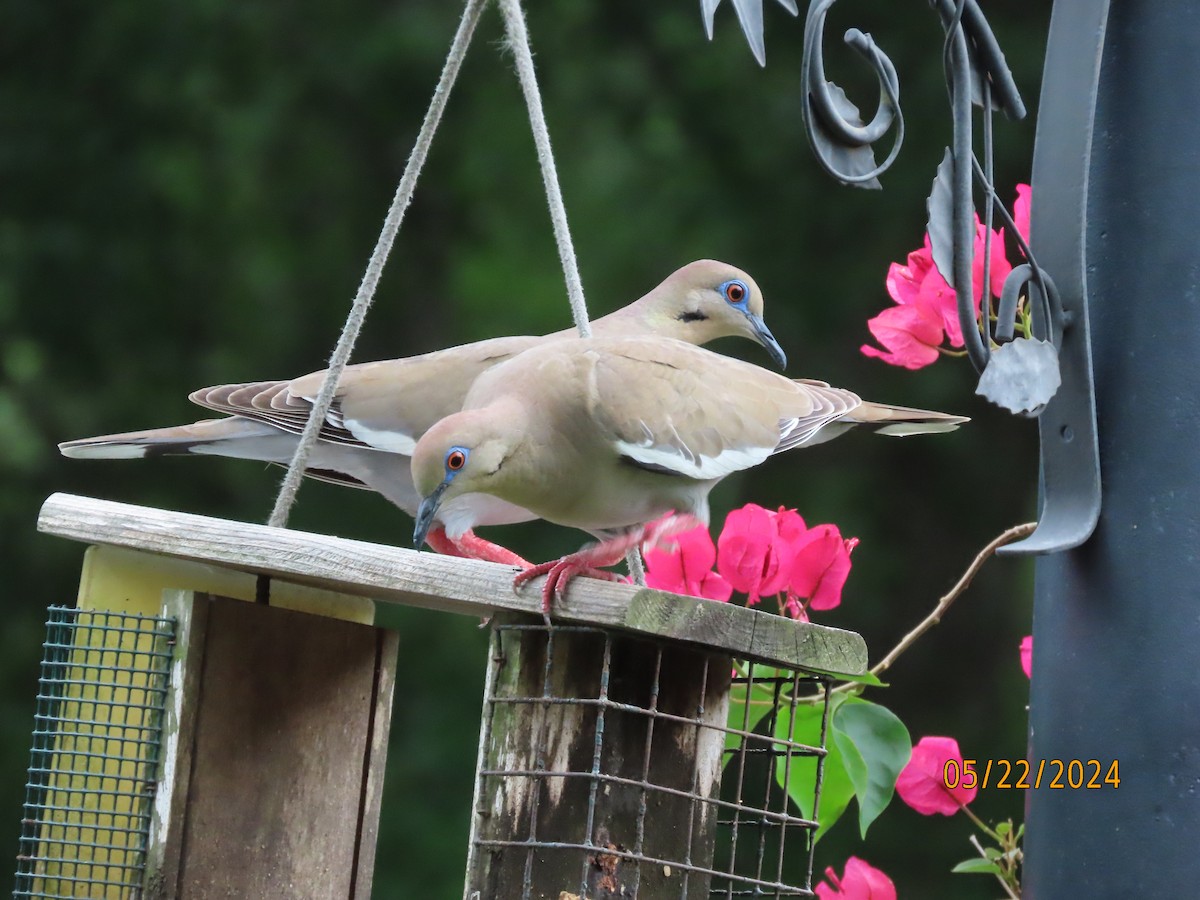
[{"left": 942, "top": 758, "right": 1121, "bottom": 791}]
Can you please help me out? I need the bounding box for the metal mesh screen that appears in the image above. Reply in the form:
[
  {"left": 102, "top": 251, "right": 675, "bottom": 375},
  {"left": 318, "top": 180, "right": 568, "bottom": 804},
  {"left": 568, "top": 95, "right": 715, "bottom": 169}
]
[
  {"left": 14, "top": 606, "right": 175, "bottom": 900},
  {"left": 467, "top": 620, "right": 830, "bottom": 899}
]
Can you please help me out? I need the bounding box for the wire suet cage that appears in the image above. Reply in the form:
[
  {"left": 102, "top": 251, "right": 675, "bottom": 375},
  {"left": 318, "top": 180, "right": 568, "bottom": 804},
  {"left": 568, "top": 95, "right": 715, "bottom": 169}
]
[
  {"left": 14, "top": 607, "right": 174, "bottom": 900},
  {"left": 466, "top": 619, "right": 831, "bottom": 899}
]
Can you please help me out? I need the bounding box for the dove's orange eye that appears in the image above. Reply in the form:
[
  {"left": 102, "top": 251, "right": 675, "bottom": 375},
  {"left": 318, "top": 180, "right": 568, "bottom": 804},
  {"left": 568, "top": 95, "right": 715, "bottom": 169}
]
[
  {"left": 724, "top": 281, "right": 746, "bottom": 304},
  {"left": 446, "top": 449, "right": 467, "bottom": 471}
]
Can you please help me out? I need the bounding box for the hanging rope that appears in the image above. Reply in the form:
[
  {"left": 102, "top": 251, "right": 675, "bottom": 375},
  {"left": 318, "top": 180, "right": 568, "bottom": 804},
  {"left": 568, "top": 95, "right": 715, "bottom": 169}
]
[
  {"left": 496, "top": 0, "right": 591, "bottom": 338},
  {"left": 267, "top": 0, "right": 638, "bottom": 580},
  {"left": 497, "top": 0, "right": 646, "bottom": 581},
  {"left": 267, "top": 0, "right": 489, "bottom": 528}
]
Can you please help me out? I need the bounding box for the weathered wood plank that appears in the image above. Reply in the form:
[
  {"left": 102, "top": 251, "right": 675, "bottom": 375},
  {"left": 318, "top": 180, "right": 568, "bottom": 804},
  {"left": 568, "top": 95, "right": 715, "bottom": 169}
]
[
  {"left": 749, "top": 607, "right": 869, "bottom": 679},
  {"left": 76, "top": 543, "right": 375, "bottom": 623},
  {"left": 169, "top": 594, "right": 389, "bottom": 899},
  {"left": 144, "top": 591, "right": 208, "bottom": 900},
  {"left": 38, "top": 493, "right": 866, "bottom": 674},
  {"left": 351, "top": 628, "right": 399, "bottom": 898}
]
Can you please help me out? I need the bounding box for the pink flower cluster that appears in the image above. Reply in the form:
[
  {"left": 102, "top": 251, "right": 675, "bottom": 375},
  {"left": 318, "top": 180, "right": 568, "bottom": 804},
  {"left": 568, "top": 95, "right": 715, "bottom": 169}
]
[
  {"left": 816, "top": 857, "right": 896, "bottom": 900},
  {"left": 861, "top": 185, "right": 1031, "bottom": 370},
  {"left": 643, "top": 503, "right": 857, "bottom": 620},
  {"left": 896, "top": 735, "right": 977, "bottom": 816}
]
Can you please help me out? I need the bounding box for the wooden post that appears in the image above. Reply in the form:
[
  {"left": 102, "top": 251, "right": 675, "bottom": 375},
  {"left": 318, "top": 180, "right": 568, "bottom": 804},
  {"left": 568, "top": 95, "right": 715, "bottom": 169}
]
[
  {"left": 144, "top": 592, "right": 398, "bottom": 899},
  {"left": 466, "top": 617, "right": 732, "bottom": 899}
]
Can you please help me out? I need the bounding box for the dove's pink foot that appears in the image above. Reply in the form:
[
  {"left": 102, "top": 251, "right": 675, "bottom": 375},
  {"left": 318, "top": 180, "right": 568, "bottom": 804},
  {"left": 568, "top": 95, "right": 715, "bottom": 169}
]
[
  {"left": 513, "top": 553, "right": 627, "bottom": 616},
  {"left": 425, "top": 526, "right": 532, "bottom": 568},
  {"left": 513, "top": 512, "right": 700, "bottom": 616}
]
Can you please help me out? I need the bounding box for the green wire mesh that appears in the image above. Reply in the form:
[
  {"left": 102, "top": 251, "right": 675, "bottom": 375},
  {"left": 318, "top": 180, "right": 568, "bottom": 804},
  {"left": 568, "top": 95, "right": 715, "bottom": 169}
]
[{"left": 14, "top": 606, "right": 175, "bottom": 900}]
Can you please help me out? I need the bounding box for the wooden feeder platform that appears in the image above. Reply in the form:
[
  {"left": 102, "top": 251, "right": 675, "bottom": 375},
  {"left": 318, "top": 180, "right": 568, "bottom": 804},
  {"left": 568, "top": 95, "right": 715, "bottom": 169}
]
[
  {"left": 29, "top": 493, "right": 867, "bottom": 899},
  {"left": 38, "top": 493, "right": 867, "bottom": 674}
]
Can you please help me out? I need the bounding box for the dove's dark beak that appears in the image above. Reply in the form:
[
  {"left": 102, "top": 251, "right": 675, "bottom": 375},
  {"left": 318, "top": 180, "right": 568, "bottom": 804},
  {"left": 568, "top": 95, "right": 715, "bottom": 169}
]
[
  {"left": 413, "top": 481, "right": 449, "bottom": 550},
  {"left": 747, "top": 313, "right": 787, "bottom": 370}
]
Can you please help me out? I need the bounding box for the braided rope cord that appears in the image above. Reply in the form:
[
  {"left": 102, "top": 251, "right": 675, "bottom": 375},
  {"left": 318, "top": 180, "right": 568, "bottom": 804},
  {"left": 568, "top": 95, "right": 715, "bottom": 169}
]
[
  {"left": 268, "top": 0, "right": 490, "bottom": 527},
  {"left": 266, "top": 0, "right": 644, "bottom": 582}
]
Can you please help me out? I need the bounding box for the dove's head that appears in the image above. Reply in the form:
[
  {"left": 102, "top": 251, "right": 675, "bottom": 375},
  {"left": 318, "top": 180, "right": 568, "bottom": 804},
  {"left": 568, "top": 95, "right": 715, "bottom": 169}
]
[
  {"left": 412, "top": 406, "right": 524, "bottom": 549},
  {"left": 628, "top": 259, "right": 786, "bottom": 369}
]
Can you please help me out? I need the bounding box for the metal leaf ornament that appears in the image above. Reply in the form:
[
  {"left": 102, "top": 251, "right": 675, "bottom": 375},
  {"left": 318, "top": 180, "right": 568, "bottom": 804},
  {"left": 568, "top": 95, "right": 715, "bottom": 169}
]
[
  {"left": 807, "top": 82, "right": 884, "bottom": 190},
  {"left": 925, "top": 149, "right": 956, "bottom": 286},
  {"left": 927, "top": 156, "right": 1064, "bottom": 414},
  {"left": 700, "top": 0, "right": 799, "bottom": 66},
  {"left": 976, "top": 338, "right": 1061, "bottom": 416}
]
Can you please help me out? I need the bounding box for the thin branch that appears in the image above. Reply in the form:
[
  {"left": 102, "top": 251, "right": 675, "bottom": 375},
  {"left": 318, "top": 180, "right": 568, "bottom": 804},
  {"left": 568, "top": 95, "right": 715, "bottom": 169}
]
[
  {"left": 961, "top": 802, "right": 1001, "bottom": 843},
  {"left": 828, "top": 521, "right": 1035, "bottom": 697},
  {"left": 969, "top": 834, "right": 1020, "bottom": 900},
  {"left": 868, "top": 521, "right": 1034, "bottom": 677}
]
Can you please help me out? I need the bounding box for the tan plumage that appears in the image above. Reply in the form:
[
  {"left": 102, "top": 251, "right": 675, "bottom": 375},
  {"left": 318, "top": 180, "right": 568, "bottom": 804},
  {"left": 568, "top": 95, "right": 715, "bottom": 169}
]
[
  {"left": 58, "top": 260, "right": 785, "bottom": 559},
  {"left": 409, "top": 336, "right": 967, "bottom": 607}
]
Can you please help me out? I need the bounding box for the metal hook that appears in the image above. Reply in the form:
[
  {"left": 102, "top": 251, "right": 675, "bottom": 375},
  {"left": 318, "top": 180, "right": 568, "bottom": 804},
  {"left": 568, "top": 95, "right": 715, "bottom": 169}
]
[{"left": 997, "top": 0, "right": 1108, "bottom": 557}]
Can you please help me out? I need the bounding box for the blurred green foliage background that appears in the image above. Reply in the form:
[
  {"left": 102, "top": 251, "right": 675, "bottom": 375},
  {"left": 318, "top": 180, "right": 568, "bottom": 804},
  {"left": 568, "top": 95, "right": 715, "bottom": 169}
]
[{"left": 2, "top": 0, "right": 1050, "bottom": 895}]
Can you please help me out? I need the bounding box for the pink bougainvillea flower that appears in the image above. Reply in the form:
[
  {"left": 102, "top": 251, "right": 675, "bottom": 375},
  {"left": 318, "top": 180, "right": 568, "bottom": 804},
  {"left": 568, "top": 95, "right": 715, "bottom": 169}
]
[
  {"left": 716, "top": 504, "right": 804, "bottom": 604},
  {"left": 884, "top": 239, "right": 939, "bottom": 308},
  {"left": 896, "top": 735, "right": 978, "bottom": 816},
  {"left": 713, "top": 504, "right": 856, "bottom": 616},
  {"left": 860, "top": 302, "right": 944, "bottom": 370},
  {"left": 789, "top": 525, "right": 859, "bottom": 611},
  {"left": 1020, "top": 634, "right": 1033, "bottom": 678},
  {"left": 1013, "top": 183, "right": 1031, "bottom": 244},
  {"left": 865, "top": 202, "right": 1023, "bottom": 367},
  {"left": 815, "top": 857, "right": 897, "bottom": 900},
  {"left": 921, "top": 222, "right": 1010, "bottom": 348},
  {"left": 644, "top": 525, "right": 732, "bottom": 602},
  {"left": 772, "top": 505, "right": 809, "bottom": 549}
]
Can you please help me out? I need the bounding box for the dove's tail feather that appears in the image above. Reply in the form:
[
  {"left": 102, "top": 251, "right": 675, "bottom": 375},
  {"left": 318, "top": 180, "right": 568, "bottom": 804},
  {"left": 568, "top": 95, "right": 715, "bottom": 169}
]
[
  {"left": 59, "top": 417, "right": 295, "bottom": 461},
  {"left": 847, "top": 401, "right": 970, "bottom": 436}
]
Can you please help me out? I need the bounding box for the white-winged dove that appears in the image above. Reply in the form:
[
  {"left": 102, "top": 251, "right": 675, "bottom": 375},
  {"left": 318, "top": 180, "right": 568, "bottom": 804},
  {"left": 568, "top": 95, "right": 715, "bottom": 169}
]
[
  {"left": 59, "top": 260, "right": 785, "bottom": 564},
  {"left": 409, "top": 334, "right": 968, "bottom": 611}
]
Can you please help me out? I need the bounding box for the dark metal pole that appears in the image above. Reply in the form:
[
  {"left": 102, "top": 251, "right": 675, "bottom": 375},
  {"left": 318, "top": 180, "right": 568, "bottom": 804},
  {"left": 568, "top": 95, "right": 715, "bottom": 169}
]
[{"left": 1026, "top": 2, "right": 1200, "bottom": 895}]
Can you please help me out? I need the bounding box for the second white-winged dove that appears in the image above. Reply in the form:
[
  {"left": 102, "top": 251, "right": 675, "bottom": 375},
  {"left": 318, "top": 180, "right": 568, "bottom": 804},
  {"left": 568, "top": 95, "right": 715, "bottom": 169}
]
[
  {"left": 58, "top": 260, "right": 785, "bottom": 564},
  {"left": 410, "top": 335, "right": 968, "bottom": 612}
]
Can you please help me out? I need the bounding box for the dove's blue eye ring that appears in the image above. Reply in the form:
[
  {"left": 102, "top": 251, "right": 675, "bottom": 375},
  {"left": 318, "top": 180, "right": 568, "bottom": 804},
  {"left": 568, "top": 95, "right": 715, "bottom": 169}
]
[
  {"left": 721, "top": 279, "right": 748, "bottom": 306},
  {"left": 445, "top": 447, "right": 469, "bottom": 473}
]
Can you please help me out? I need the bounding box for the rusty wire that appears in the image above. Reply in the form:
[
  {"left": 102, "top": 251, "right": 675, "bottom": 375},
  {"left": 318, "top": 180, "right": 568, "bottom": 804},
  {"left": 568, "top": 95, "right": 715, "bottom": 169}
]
[{"left": 468, "top": 620, "right": 830, "bottom": 899}]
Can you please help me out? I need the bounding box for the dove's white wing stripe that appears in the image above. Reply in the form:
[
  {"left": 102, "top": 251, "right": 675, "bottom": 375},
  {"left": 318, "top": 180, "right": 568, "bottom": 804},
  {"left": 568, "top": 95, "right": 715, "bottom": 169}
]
[
  {"left": 343, "top": 419, "right": 418, "bottom": 454},
  {"left": 614, "top": 440, "right": 772, "bottom": 480}
]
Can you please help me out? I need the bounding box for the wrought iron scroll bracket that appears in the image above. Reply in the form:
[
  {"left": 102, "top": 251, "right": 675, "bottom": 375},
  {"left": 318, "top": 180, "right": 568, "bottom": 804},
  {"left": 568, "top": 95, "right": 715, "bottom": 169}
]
[
  {"left": 996, "top": 0, "right": 1108, "bottom": 557},
  {"left": 697, "top": 0, "right": 1103, "bottom": 554}
]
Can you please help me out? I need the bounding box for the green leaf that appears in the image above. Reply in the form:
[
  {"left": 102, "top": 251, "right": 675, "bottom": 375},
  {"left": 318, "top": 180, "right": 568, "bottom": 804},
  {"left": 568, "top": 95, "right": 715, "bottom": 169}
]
[
  {"left": 773, "top": 695, "right": 855, "bottom": 842},
  {"left": 833, "top": 723, "right": 869, "bottom": 808},
  {"left": 995, "top": 820, "right": 1011, "bottom": 838},
  {"left": 951, "top": 858, "right": 1004, "bottom": 875},
  {"left": 830, "top": 698, "right": 912, "bottom": 838}
]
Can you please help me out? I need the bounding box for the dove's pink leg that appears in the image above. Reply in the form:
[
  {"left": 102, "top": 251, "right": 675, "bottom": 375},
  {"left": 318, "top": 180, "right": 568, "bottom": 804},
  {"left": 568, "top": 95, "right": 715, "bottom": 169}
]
[
  {"left": 423, "top": 526, "right": 467, "bottom": 558},
  {"left": 424, "top": 526, "right": 532, "bottom": 568},
  {"left": 513, "top": 513, "right": 698, "bottom": 615},
  {"left": 454, "top": 530, "right": 532, "bottom": 568}
]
